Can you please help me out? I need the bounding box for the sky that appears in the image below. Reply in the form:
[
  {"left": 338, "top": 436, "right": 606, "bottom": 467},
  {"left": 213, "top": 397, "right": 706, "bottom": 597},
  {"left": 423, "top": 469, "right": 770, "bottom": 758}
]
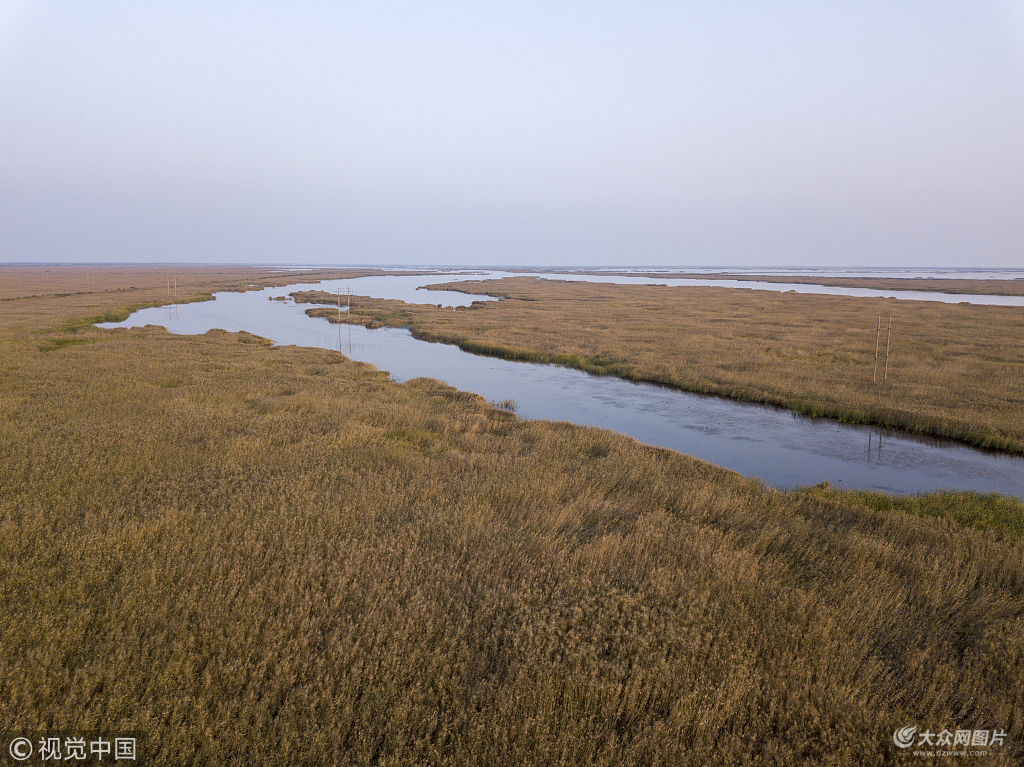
[{"left": 1, "top": 1, "right": 1023, "bottom": 268}]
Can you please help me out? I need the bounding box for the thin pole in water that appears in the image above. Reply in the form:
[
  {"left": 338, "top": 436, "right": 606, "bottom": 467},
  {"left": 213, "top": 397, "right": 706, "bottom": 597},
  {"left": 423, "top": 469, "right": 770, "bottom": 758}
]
[
  {"left": 342, "top": 286, "right": 350, "bottom": 348},
  {"left": 873, "top": 317, "right": 880, "bottom": 384},
  {"left": 347, "top": 286, "right": 352, "bottom": 354},
  {"left": 884, "top": 316, "right": 892, "bottom": 381}
]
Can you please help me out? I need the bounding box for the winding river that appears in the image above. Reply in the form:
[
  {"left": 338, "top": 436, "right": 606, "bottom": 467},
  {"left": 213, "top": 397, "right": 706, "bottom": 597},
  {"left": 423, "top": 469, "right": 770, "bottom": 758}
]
[{"left": 100, "top": 272, "right": 1024, "bottom": 497}]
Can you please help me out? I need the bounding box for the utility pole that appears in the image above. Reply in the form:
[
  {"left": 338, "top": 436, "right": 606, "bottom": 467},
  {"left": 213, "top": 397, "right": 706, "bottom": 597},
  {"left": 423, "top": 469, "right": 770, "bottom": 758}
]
[
  {"left": 884, "top": 316, "right": 892, "bottom": 381},
  {"left": 873, "top": 317, "right": 880, "bottom": 384}
]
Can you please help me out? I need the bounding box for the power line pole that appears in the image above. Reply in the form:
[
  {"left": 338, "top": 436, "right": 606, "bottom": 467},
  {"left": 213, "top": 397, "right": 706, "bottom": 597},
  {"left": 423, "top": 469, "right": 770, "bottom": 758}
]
[
  {"left": 873, "top": 317, "right": 880, "bottom": 384},
  {"left": 884, "top": 316, "right": 892, "bottom": 381}
]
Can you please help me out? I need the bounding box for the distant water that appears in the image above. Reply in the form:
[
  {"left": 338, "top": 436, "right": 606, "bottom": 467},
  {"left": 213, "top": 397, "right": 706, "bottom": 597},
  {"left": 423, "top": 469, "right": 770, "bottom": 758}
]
[
  {"left": 485, "top": 272, "right": 1024, "bottom": 307},
  {"left": 274, "top": 265, "right": 1024, "bottom": 282},
  {"left": 266, "top": 268, "right": 1024, "bottom": 307},
  {"left": 527, "top": 267, "right": 1024, "bottom": 281}
]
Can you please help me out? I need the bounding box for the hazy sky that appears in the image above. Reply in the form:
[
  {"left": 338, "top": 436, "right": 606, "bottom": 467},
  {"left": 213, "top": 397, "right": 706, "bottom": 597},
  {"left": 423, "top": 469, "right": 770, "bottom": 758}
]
[{"left": 2, "top": 1, "right": 1023, "bottom": 267}]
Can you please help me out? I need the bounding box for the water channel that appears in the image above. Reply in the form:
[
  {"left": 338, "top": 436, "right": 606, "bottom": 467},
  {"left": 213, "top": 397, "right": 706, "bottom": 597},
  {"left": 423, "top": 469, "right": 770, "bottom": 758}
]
[{"left": 100, "top": 272, "right": 1024, "bottom": 497}]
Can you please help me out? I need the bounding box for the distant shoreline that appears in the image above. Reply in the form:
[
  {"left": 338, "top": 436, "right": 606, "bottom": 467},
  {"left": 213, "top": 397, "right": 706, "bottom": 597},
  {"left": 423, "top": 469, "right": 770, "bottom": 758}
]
[{"left": 511, "top": 270, "right": 1024, "bottom": 296}]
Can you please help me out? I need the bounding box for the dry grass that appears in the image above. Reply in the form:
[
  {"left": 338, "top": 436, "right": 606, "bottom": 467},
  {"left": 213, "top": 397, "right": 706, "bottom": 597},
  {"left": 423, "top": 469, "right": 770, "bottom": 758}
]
[
  {"left": 0, "top": 264, "right": 441, "bottom": 333},
  {"left": 679, "top": 274, "right": 1024, "bottom": 296},
  {"left": 526, "top": 271, "right": 1024, "bottom": 297},
  {"left": 297, "top": 276, "right": 1024, "bottom": 453},
  {"left": 1, "top": 266, "right": 1022, "bottom": 765}
]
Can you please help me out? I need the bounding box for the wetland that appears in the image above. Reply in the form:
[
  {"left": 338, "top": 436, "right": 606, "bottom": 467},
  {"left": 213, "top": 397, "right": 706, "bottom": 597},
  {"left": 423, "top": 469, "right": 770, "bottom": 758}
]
[{"left": 2, "top": 264, "right": 1022, "bottom": 765}]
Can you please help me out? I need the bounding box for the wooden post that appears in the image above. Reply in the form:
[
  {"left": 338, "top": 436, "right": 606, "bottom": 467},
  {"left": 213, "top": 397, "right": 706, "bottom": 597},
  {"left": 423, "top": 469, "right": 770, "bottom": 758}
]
[
  {"left": 174, "top": 276, "right": 177, "bottom": 298},
  {"left": 873, "top": 317, "right": 880, "bottom": 384},
  {"left": 167, "top": 276, "right": 170, "bottom": 296},
  {"left": 884, "top": 316, "right": 892, "bottom": 381}
]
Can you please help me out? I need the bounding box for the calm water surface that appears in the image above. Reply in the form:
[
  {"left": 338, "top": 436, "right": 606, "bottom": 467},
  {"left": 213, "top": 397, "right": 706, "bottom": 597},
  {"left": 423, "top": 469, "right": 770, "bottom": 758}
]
[
  {"left": 530, "top": 267, "right": 1024, "bottom": 281},
  {"left": 100, "top": 275, "right": 1024, "bottom": 497},
  {"left": 271, "top": 268, "right": 1024, "bottom": 306},
  {"left": 488, "top": 271, "right": 1024, "bottom": 306}
]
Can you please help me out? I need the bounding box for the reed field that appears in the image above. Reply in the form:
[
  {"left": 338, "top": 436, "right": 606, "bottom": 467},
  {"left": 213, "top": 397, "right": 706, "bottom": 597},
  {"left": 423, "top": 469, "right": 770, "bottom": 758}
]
[
  {"left": 693, "top": 275, "right": 1024, "bottom": 296},
  {"left": 2, "top": 265, "right": 1023, "bottom": 765},
  {"left": 298, "top": 276, "right": 1024, "bottom": 453},
  {"left": 520, "top": 272, "right": 1024, "bottom": 297},
  {"left": 0, "top": 264, "right": 436, "bottom": 333}
]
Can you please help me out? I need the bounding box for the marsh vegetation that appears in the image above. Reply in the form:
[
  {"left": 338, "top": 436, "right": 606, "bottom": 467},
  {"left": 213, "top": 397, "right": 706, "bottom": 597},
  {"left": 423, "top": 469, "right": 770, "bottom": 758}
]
[
  {"left": 298, "top": 277, "right": 1024, "bottom": 453},
  {"left": 537, "top": 271, "right": 1024, "bottom": 297},
  {"left": 2, "top": 266, "right": 1022, "bottom": 765}
]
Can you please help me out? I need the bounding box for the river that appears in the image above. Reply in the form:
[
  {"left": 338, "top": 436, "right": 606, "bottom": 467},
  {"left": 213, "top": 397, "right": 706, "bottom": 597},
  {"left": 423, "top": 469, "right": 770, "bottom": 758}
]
[{"left": 99, "top": 272, "right": 1024, "bottom": 497}]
